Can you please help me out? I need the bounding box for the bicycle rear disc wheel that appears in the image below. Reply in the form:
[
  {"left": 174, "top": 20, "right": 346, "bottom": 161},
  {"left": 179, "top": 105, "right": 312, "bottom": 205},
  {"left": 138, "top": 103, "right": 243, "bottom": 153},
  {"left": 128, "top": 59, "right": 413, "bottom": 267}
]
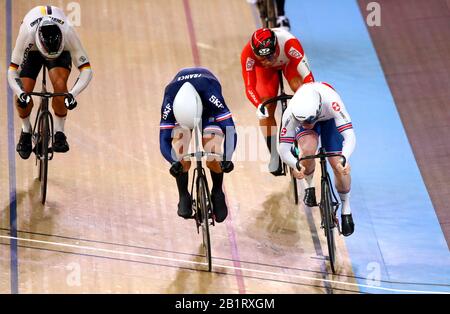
[
  {"left": 321, "top": 182, "right": 336, "bottom": 273},
  {"left": 39, "top": 115, "right": 50, "bottom": 205},
  {"left": 197, "top": 176, "right": 212, "bottom": 271}
]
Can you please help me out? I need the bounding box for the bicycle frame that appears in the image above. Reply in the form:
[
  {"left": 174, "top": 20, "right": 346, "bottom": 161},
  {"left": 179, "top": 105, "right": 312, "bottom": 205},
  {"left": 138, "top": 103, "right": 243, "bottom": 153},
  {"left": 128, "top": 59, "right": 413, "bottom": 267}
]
[
  {"left": 30, "top": 68, "right": 69, "bottom": 161},
  {"left": 299, "top": 148, "right": 345, "bottom": 273},
  {"left": 183, "top": 127, "right": 222, "bottom": 222},
  {"left": 27, "top": 67, "right": 70, "bottom": 204},
  {"left": 260, "top": 71, "right": 293, "bottom": 177},
  {"left": 181, "top": 124, "right": 222, "bottom": 272},
  {"left": 259, "top": 71, "right": 299, "bottom": 203},
  {"left": 31, "top": 67, "right": 54, "bottom": 161},
  {"left": 300, "top": 148, "right": 346, "bottom": 231}
]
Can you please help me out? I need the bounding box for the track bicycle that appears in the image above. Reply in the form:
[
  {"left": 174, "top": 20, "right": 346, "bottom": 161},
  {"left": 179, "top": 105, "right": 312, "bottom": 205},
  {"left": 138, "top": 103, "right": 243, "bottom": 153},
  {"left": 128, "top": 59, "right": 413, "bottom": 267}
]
[
  {"left": 182, "top": 124, "right": 221, "bottom": 272},
  {"left": 299, "top": 148, "right": 346, "bottom": 273},
  {"left": 260, "top": 70, "right": 299, "bottom": 204},
  {"left": 27, "top": 66, "right": 70, "bottom": 205}
]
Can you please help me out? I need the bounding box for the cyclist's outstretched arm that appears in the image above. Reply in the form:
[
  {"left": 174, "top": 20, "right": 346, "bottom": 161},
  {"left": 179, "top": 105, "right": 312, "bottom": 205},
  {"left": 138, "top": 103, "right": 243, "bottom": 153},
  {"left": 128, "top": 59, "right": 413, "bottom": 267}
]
[
  {"left": 65, "top": 26, "right": 93, "bottom": 97},
  {"left": 241, "top": 46, "right": 262, "bottom": 108},
  {"left": 7, "top": 23, "right": 32, "bottom": 97},
  {"left": 278, "top": 108, "right": 298, "bottom": 169},
  {"left": 340, "top": 128, "right": 356, "bottom": 160},
  {"left": 206, "top": 86, "right": 237, "bottom": 162},
  {"left": 333, "top": 101, "right": 356, "bottom": 160},
  {"left": 159, "top": 94, "right": 177, "bottom": 164},
  {"left": 217, "top": 118, "right": 237, "bottom": 162},
  {"left": 285, "top": 39, "right": 315, "bottom": 84}
]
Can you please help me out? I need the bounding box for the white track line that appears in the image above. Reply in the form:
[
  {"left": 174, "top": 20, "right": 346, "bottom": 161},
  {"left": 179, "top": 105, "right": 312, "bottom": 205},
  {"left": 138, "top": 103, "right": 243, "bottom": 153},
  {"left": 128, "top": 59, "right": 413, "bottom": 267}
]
[{"left": 1, "top": 235, "right": 448, "bottom": 294}]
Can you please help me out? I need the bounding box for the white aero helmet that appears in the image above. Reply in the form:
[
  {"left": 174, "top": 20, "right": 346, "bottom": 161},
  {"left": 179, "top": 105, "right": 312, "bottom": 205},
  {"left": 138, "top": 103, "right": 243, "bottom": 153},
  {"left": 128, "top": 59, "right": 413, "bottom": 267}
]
[
  {"left": 173, "top": 82, "right": 203, "bottom": 129},
  {"left": 291, "top": 85, "right": 322, "bottom": 125},
  {"left": 35, "top": 16, "right": 64, "bottom": 60}
]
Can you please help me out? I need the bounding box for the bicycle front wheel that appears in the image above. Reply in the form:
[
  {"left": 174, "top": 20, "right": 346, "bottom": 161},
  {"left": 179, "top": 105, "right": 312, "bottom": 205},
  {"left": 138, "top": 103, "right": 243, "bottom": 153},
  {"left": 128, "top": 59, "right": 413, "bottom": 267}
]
[
  {"left": 197, "top": 176, "right": 212, "bottom": 272},
  {"left": 39, "top": 114, "right": 50, "bottom": 205},
  {"left": 289, "top": 168, "right": 299, "bottom": 205},
  {"left": 321, "top": 180, "right": 336, "bottom": 274},
  {"left": 265, "top": 0, "right": 277, "bottom": 28}
]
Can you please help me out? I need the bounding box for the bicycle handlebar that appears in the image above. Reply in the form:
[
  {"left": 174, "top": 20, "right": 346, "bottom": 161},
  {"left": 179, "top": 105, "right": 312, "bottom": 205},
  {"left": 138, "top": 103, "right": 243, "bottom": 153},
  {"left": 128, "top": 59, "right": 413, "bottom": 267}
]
[
  {"left": 261, "top": 94, "right": 293, "bottom": 107},
  {"left": 181, "top": 152, "right": 223, "bottom": 161},
  {"left": 27, "top": 92, "right": 70, "bottom": 98},
  {"left": 299, "top": 151, "right": 347, "bottom": 167}
]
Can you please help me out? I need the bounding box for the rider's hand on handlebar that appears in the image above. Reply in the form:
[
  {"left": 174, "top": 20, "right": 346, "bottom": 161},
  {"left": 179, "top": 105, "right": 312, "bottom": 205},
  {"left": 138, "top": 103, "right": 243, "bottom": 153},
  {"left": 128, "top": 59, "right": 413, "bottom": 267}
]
[
  {"left": 220, "top": 160, "right": 234, "bottom": 173},
  {"left": 17, "top": 92, "right": 31, "bottom": 108},
  {"left": 169, "top": 161, "right": 184, "bottom": 178},
  {"left": 335, "top": 162, "right": 351, "bottom": 176},
  {"left": 64, "top": 93, "right": 77, "bottom": 110},
  {"left": 256, "top": 103, "right": 269, "bottom": 120},
  {"left": 293, "top": 160, "right": 306, "bottom": 179}
]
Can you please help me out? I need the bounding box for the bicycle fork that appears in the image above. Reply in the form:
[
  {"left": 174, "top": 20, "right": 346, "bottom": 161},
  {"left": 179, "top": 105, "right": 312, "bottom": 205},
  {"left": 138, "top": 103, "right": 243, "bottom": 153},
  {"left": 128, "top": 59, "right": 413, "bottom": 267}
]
[{"left": 319, "top": 154, "right": 342, "bottom": 234}]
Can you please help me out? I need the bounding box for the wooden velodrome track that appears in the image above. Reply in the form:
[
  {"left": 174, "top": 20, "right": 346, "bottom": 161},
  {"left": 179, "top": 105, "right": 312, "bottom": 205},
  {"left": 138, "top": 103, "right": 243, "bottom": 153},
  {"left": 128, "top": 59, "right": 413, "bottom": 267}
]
[{"left": 0, "top": 0, "right": 358, "bottom": 293}]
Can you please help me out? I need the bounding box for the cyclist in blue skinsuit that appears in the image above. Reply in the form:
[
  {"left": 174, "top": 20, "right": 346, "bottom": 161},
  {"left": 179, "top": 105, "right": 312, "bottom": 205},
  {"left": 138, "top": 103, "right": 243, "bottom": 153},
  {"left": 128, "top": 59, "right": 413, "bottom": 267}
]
[{"left": 159, "top": 67, "right": 237, "bottom": 223}]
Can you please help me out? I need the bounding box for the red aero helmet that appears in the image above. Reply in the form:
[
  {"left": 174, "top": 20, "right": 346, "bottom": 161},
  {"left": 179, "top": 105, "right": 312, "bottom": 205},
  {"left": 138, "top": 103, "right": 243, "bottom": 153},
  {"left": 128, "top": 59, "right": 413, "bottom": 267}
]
[{"left": 251, "top": 28, "right": 277, "bottom": 57}]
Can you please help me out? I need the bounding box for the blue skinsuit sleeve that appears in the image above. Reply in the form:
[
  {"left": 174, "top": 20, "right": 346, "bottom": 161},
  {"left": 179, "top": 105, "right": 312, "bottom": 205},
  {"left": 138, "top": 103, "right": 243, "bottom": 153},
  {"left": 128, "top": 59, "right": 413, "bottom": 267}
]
[
  {"left": 217, "top": 118, "right": 237, "bottom": 162},
  {"left": 159, "top": 91, "right": 177, "bottom": 164},
  {"left": 204, "top": 81, "right": 237, "bottom": 161}
]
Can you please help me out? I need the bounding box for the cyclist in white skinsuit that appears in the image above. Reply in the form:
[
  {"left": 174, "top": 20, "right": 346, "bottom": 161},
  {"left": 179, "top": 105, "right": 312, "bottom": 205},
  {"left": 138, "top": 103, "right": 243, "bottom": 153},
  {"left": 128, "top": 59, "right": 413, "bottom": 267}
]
[
  {"left": 278, "top": 82, "right": 356, "bottom": 236},
  {"left": 7, "top": 5, "right": 93, "bottom": 159}
]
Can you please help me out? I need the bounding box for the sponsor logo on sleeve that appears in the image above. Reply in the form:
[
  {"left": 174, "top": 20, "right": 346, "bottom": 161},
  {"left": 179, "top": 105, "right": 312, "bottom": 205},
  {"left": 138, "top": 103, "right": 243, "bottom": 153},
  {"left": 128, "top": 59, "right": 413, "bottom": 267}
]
[
  {"left": 248, "top": 90, "right": 258, "bottom": 104},
  {"left": 20, "top": 43, "right": 34, "bottom": 69},
  {"left": 209, "top": 95, "right": 224, "bottom": 109},
  {"left": 246, "top": 57, "right": 255, "bottom": 71},
  {"left": 162, "top": 103, "right": 172, "bottom": 120},
  {"left": 79, "top": 56, "right": 87, "bottom": 63},
  {"left": 285, "top": 116, "right": 292, "bottom": 126},
  {"left": 288, "top": 47, "right": 303, "bottom": 59},
  {"left": 332, "top": 102, "right": 341, "bottom": 112},
  {"left": 340, "top": 112, "right": 349, "bottom": 122},
  {"left": 281, "top": 127, "right": 287, "bottom": 137}
]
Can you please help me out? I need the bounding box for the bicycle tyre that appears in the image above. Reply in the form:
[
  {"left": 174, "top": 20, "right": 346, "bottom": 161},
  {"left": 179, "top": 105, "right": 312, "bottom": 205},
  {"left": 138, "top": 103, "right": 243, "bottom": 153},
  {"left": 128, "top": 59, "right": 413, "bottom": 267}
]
[
  {"left": 290, "top": 169, "right": 299, "bottom": 205},
  {"left": 39, "top": 114, "right": 50, "bottom": 205},
  {"left": 265, "top": 0, "right": 277, "bottom": 28},
  {"left": 321, "top": 180, "right": 336, "bottom": 273},
  {"left": 256, "top": 0, "right": 268, "bottom": 28},
  {"left": 197, "top": 176, "right": 212, "bottom": 272}
]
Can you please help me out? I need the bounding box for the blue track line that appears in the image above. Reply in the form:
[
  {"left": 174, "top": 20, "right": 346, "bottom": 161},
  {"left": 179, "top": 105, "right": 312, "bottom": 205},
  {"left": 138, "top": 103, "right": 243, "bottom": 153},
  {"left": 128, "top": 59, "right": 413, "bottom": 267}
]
[{"left": 6, "top": 0, "right": 19, "bottom": 294}]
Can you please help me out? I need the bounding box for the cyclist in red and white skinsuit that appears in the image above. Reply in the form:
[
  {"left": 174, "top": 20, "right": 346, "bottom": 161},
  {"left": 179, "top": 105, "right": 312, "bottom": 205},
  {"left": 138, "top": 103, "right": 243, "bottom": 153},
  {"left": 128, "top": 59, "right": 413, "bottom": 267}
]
[{"left": 241, "top": 28, "right": 314, "bottom": 176}]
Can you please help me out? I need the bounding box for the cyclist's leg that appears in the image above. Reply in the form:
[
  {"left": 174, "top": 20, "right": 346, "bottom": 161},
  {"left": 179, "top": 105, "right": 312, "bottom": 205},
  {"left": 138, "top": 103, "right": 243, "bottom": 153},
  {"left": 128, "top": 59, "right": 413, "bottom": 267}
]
[
  {"left": 16, "top": 52, "right": 42, "bottom": 159},
  {"left": 321, "top": 120, "right": 351, "bottom": 196},
  {"left": 48, "top": 52, "right": 72, "bottom": 152},
  {"left": 296, "top": 125, "right": 319, "bottom": 206},
  {"left": 202, "top": 126, "right": 228, "bottom": 223},
  {"left": 172, "top": 127, "right": 192, "bottom": 171},
  {"left": 255, "top": 66, "right": 283, "bottom": 175},
  {"left": 172, "top": 127, "right": 193, "bottom": 218},
  {"left": 321, "top": 120, "right": 354, "bottom": 235},
  {"left": 256, "top": 66, "right": 279, "bottom": 137}
]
